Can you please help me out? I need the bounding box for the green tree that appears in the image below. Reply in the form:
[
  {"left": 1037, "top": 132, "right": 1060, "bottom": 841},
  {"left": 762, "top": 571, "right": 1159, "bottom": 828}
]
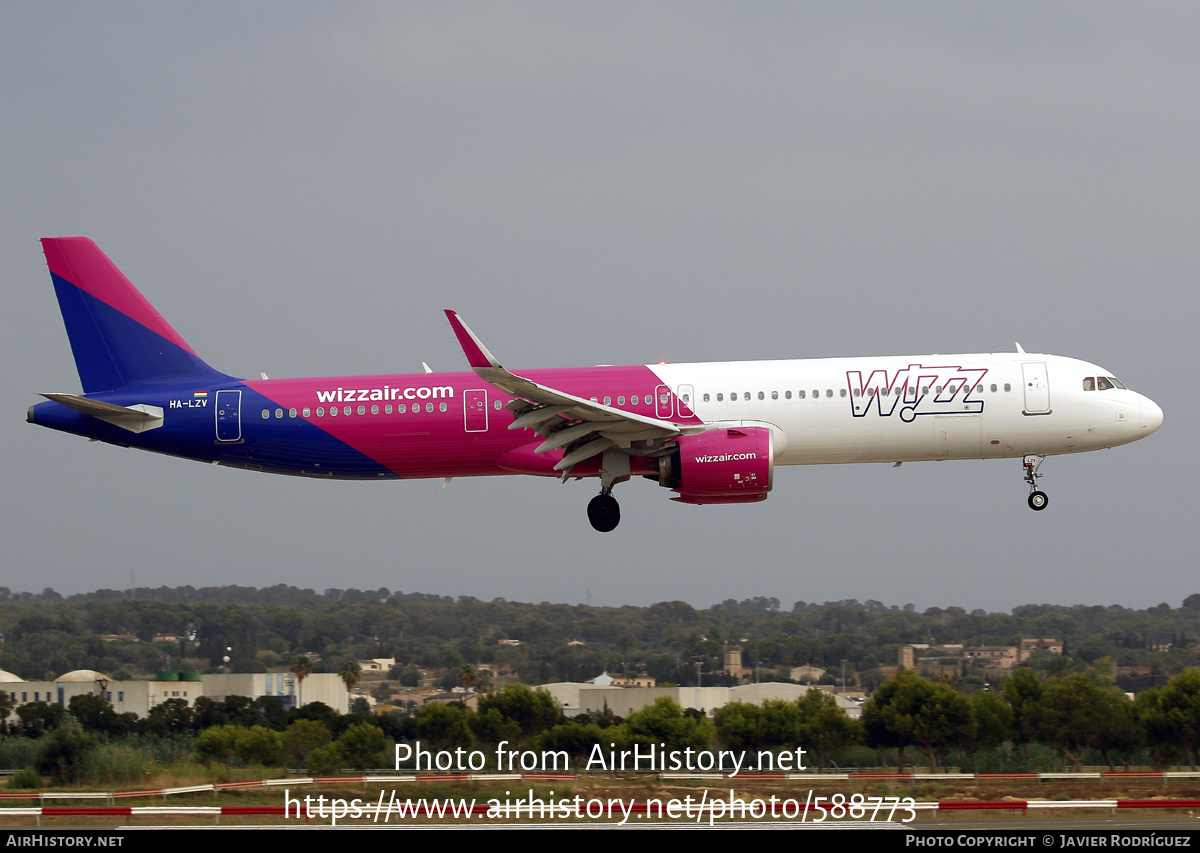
[
  {"left": 306, "top": 742, "right": 345, "bottom": 776},
  {"left": 196, "top": 724, "right": 242, "bottom": 780},
  {"left": 1002, "top": 668, "right": 1044, "bottom": 769},
  {"left": 795, "top": 688, "right": 861, "bottom": 770},
  {"left": 962, "top": 691, "right": 1013, "bottom": 773},
  {"left": 0, "top": 691, "right": 14, "bottom": 733},
  {"left": 713, "top": 701, "right": 772, "bottom": 752},
  {"left": 32, "top": 723, "right": 99, "bottom": 785},
  {"left": 1158, "top": 669, "right": 1200, "bottom": 769},
  {"left": 236, "top": 725, "right": 284, "bottom": 774},
  {"left": 413, "top": 702, "right": 474, "bottom": 751},
  {"left": 144, "top": 697, "right": 195, "bottom": 736},
  {"left": 535, "top": 720, "right": 607, "bottom": 763},
  {"left": 1135, "top": 687, "right": 1182, "bottom": 770},
  {"left": 1038, "top": 674, "right": 1132, "bottom": 772},
  {"left": 862, "top": 670, "right": 972, "bottom": 771},
  {"left": 623, "top": 697, "right": 714, "bottom": 753},
  {"left": 68, "top": 694, "right": 127, "bottom": 736},
  {"left": 473, "top": 684, "right": 561, "bottom": 746},
  {"left": 336, "top": 722, "right": 389, "bottom": 771},
  {"left": 16, "top": 702, "right": 64, "bottom": 737},
  {"left": 283, "top": 719, "right": 333, "bottom": 770}
]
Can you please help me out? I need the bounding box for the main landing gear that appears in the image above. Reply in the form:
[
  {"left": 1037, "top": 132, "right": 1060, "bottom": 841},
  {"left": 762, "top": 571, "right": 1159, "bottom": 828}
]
[
  {"left": 587, "top": 490, "right": 620, "bottom": 532},
  {"left": 1023, "top": 455, "right": 1048, "bottom": 511},
  {"left": 585, "top": 448, "right": 631, "bottom": 532}
]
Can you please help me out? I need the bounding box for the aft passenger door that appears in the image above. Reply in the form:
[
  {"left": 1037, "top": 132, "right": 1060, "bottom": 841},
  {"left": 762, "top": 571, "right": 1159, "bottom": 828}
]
[{"left": 215, "top": 390, "right": 242, "bottom": 442}]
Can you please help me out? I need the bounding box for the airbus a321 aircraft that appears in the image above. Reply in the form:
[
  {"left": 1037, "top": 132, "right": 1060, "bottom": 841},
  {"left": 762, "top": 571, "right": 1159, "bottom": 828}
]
[{"left": 28, "top": 238, "right": 1163, "bottom": 532}]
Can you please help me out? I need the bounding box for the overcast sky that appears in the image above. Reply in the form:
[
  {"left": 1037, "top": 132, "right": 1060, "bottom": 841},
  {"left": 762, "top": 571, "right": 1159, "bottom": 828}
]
[{"left": 2, "top": 3, "right": 1195, "bottom": 613}]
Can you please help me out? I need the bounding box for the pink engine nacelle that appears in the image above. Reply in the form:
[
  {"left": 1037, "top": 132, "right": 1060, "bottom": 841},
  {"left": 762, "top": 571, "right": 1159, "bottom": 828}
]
[{"left": 664, "top": 426, "right": 774, "bottom": 505}]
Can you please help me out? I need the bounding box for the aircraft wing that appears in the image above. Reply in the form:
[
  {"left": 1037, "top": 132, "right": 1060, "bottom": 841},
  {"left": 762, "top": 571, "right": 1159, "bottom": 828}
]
[{"left": 445, "top": 310, "right": 693, "bottom": 471}]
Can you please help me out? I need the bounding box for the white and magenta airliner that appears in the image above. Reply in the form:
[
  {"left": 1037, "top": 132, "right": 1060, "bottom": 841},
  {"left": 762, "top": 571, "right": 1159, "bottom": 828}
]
[{"left": 29, "top": 238, "right": 1163, "bottom": 531}]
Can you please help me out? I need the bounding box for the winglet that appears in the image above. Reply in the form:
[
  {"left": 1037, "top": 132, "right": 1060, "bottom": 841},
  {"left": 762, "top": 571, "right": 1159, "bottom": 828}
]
[{"left": 444, "top": 310, "right": 502, "bottom": 370}]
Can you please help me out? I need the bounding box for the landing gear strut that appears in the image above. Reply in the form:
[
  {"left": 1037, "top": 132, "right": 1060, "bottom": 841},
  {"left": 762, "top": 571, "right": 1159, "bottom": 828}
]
[
  {"left": 587, "top": 490, "right": 620, "bottom": 532},
  {"left": 1023, "top": 455, "right": 1048, "bottom": 511}
]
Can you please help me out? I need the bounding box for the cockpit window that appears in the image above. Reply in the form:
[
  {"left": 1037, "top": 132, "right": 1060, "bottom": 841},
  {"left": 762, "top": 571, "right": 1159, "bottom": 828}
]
[
  {"left": 1083, "top": 377, "right": 1095, "bottom": 391},
  {"left": 1108, "top": 376, "right": 1126, "bottom": 389},
  {"left": 1096, "top": 377, "right": 1113, "bottom": 391}
]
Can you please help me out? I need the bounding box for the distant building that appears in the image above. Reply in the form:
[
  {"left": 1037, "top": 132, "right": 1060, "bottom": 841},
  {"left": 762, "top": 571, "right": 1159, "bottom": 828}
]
[
  {"left": 964, "top": 646, "right": 1018, "bottom": 670},
  {"left": 723, "top": 647, "right": 752, "bottom": 682},
  {"left": 789, "top": 665, "right": 826, "bottom": 684},
  {"left": 542, "top": 682, "right": 861, "bottom": 719},
  {"left": 611, "top": 675, "right": 656, "bottom": 688},
  {"left": 0, "top": 669, "right": 350, "bottom": 718}
]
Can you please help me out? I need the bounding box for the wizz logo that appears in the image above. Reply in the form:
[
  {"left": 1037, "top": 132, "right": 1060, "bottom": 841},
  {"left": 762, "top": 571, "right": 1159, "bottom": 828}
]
[{"left": 846, "top": 364, "right": 987, "bottom": 422}]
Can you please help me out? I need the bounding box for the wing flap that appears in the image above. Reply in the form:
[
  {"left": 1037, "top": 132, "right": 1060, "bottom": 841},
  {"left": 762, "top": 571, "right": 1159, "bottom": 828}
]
[{"left": 445, "top": 310, "right": 697, "bottom": 473}]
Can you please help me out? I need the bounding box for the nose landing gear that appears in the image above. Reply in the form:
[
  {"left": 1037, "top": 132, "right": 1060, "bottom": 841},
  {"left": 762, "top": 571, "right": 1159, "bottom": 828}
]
[{"left": 1023, "top": 455, "right": 1048, "bottom": 511}]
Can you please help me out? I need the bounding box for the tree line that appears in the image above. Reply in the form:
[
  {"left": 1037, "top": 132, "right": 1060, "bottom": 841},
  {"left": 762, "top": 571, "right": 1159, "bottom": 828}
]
[{"left": 2, "top": 587, "right": 1200, "bottom": 692}]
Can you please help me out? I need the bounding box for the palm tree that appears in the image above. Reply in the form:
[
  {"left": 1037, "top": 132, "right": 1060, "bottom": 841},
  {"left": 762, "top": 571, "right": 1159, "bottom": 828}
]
[
  {"left": 458, "top": 664, "right": 476, "bottom": 691},
  {"left": 339, "top": 661, "right": 361, "bottom": 697},
  {"left": 291, "top": 656, "right": 313, "bottom": 709}
]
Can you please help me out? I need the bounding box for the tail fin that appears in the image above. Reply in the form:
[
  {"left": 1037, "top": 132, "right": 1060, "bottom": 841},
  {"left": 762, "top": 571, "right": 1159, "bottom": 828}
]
[{"left": 41, "top": 237, "right": 230, "bottom": 392}]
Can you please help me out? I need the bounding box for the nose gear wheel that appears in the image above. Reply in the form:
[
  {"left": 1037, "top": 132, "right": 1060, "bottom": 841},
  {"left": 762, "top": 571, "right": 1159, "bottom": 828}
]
[{"left": 1022, "top": 455, "right": 1048, "bottom": 512}]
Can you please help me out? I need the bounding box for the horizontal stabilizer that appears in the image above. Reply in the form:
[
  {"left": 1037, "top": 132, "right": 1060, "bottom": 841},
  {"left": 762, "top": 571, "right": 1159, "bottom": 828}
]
[{"left": 41, "top": 393, "right": 164, "bottom": 433}]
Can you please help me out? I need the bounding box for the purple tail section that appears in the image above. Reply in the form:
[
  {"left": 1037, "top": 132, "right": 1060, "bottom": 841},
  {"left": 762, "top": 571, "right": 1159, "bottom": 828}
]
[{"left": 42, "top": 238, "right": 230, "bottom": 392}]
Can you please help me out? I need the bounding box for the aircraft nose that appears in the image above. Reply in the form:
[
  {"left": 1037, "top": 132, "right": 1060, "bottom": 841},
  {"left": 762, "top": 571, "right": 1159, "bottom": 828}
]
[{"left": 1140, "top": 397, "right": 1164, "bottom": 435}]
